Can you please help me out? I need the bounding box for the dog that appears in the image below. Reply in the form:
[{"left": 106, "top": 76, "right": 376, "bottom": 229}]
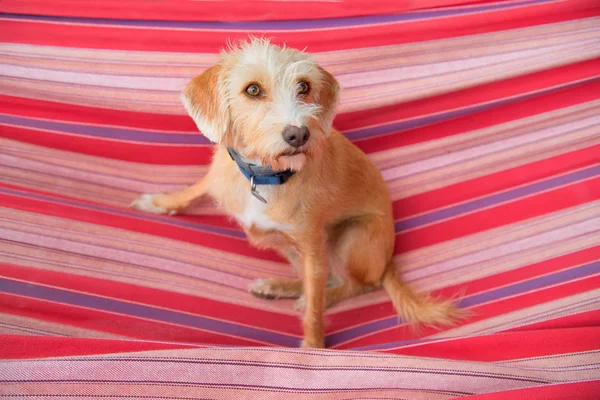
[{"left": 130, "top": 38, "right": 462, "bottom": 348}]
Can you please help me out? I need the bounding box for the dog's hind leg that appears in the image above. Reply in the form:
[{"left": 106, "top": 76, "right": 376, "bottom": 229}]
[
  {"left": 330, "top": 216, "right": 391, "bottom": 289},
  {"left": 335, "top": 216, "right": 463, "bottom": 328}
]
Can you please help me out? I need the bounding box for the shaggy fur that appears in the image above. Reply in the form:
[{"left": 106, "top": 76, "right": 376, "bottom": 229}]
[{"left": 131, "top": 38, "right": 463, "bottom": 348}]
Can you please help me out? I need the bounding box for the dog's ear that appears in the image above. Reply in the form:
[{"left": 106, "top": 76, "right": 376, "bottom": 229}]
[
  {"left": 181, "top": 65, "right": 229, "bottom": 143},
  {"left": 317, "top": 66, "right": 340, "bottom": 131}
]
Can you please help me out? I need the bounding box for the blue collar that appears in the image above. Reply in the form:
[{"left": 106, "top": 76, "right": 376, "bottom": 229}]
[{"left": 227, "top": 147, "right": 295, "bottom": 186}]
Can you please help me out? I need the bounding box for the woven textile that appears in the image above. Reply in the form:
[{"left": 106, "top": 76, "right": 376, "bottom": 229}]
[{"left": 1, "top": 0, "right": 599, "bottom": 398}]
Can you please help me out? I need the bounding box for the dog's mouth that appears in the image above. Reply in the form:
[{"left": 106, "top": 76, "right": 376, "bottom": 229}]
[
  {"left": 270, "top": 151, "right": 308, "bottom": 172},
  {"left": 281, "top": 148, "right": 307, "bottom": 156},
  {"left": 243, "top": 144, "right": 313, "bottom": 172}
]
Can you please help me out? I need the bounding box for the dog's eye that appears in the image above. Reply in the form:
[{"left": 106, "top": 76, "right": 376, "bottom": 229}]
[
  {"left": 245, "top": 84, "right": 262, "bottom": 97},
  {"left": 297, "top": 81, "right": 310, "bottom": 95}
]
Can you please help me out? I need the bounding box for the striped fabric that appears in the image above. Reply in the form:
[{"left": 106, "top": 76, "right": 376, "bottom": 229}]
[{"left": 1, "top": 0, "right": 599, "bottom": 398}]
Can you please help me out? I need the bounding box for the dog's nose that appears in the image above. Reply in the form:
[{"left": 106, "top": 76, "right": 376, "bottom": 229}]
[{"left": 282, "top": 125, "right": 310, "bottom": 148}]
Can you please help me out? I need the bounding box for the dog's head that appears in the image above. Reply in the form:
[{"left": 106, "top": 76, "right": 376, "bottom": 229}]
[{"left": 182, "top": 38, "right": 340, "bottom": 172}]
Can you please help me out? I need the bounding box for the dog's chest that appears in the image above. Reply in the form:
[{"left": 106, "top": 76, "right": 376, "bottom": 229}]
[{"left": 234, "top": 187, "right": 292, "bottom": 231}]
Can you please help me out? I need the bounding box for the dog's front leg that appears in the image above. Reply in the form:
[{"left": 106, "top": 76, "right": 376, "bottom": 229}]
[
  {"left": 299, "top": 233, "right": 328, "bottom": 348},
  {"left": 130, "top": 178, "right": 209, "bottom": 215}
]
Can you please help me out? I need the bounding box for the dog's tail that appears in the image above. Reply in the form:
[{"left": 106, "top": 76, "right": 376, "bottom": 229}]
[{"left": 381, "top": 262, "right": 465, "bottom": 328}]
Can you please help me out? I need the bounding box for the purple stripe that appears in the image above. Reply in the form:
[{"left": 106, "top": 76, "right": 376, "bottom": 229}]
[
  {"left": 464, "top": 295, "right": 600, "bottom": 339},
  {"left": 0, "top": 114, "right": 210, "bottom": 145},
  {"left": 0, "top": 278, "right": 299, "bottom": 347},
  {"left": 0, "top": 260, "right": 595, "bottom": 348},
  {"left": 4, "top": 77, "right": 591, "bottom": 145},
  {"left": 327, "top": 261, "right": 600, "bottom": 348},
  {"left": 345, "top": 78, "right": 598, "bottom": 141},
  {"left": 0, "top": 187, "right": 246, "bottom": 239},
  {"left": 2, "top": 162, "right": 598, "bottom": 242},
  {"left": 395, "top": 164, "right": 600, "bottom": 232},
  {"left": 2, "top": 1, "right": 549, "bottom": 30}
]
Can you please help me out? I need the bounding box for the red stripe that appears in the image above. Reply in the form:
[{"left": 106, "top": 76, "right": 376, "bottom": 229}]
[
  {"left": 395, "top": 177, "right": 600, "bottom": 253},
  {"left": 0, "top": 125, "right": 214, "bottom": 165},
  {"left": 393, "top": 145, "right": 600, "bottom": 219},
  {"left": 0, "top": 180, "right": 239, "bottom": 232},
  {"left": 440, "top": 246, "right": 600, "bottom": 299},
  {"left": 2, "top": 1, "right": 597, "bottom": 52},
  {"left": 2, "top": 177, "right": 597, "bottom": 259},
  {"left": 336, "top": 274, "right": 600, "bottom": 348},
  {"left": 0, "top": 94, "right": 197, "bottom": 131},
  {"left": 0, "top": 184, "right": 282, "bottom": 261},
  {"left": 0, "top": 0, "right": 418, "bottom": 22},
  {"left": 3, "top": 60, "right": 598, "bottom": 138},
  {"left": 0, "top": 335, "right": 197, "bottom": 359},
  {"left": 328, "top": 246, "right": 600, "bottom": 333},
  {"left": 460, "top": 380, "right": 600, "bottom": 400},
  {"left": 0, "top": 263, "right": 302, "bottom": 335},
  {"left": 508, "top": 308, "right": 600, "bottom": 332},
  {"left": 387, "top": 325, "right": 600, "bottom": 361},
  {"left": 354, "top": 67, "right": 600, "bottom": 154},
  {"left": 0, "top": 293, "right": 269, "bottom": 346},
  {"left": 0, "top": 1, "right": 507, "bottom": 22},
  {"left": 1, "top": 71, "right": 597, "bottom": 165},
  {"left": 443, "top": 271, "right": 599, "bottom": 328},
  {"left": 339, "top": 58, "right": 600, "bottom": 135}
]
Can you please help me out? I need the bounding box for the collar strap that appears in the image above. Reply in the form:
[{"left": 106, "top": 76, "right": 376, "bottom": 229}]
[{"left": 227, "top": 147, "right": 295, "bottom": 185}]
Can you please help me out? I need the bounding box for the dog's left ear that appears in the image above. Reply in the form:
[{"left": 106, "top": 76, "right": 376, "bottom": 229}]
[
  {"left": 317, "top": 66, "right": 340, "bottom": 131},
  {"left": 181, "top": 65, "right": 230, "bottom": 143}
]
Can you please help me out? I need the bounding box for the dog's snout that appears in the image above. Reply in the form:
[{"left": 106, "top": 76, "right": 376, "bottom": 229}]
[{"left": 282, "top": 125, "right": 310, "bottom": 148}]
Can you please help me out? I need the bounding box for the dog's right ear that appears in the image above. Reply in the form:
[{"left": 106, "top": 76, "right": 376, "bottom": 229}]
[{"left": 181, "top": 65, "right": 229, "bottom": 143}]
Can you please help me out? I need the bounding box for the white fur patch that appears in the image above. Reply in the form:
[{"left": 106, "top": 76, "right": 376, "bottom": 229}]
[
  {"left": 129, "top": 193, "right": 176, "bottom": 216},
  {"left": 234, "top": 186, "right": 292, "bottom": 231},
  {"left": 248, "top": 278, "right": 275, "bottom": 297}
]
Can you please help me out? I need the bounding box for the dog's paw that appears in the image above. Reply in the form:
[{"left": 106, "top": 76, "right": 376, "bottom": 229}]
[
  {"left": 129, "top": 193, "right": 176, "bottom": 216},
  {"left": 249, "top": 278, "right": 303, "bottom": 300},
  {"left": 293, "top": 295, "right": 306, "bottom": 311},
  {"left": 249, "top": 279, "right": 279, "bottom": 300}
]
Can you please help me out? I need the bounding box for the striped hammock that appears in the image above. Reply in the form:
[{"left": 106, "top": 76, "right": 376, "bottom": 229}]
[{"left": 1, "top": 0, "right": 599, "bottom": 398}]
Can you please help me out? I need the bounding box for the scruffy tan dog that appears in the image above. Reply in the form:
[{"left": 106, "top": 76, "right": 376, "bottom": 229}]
[{"left": 131, "top": 38, "right": 461, "bottom": 348}]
